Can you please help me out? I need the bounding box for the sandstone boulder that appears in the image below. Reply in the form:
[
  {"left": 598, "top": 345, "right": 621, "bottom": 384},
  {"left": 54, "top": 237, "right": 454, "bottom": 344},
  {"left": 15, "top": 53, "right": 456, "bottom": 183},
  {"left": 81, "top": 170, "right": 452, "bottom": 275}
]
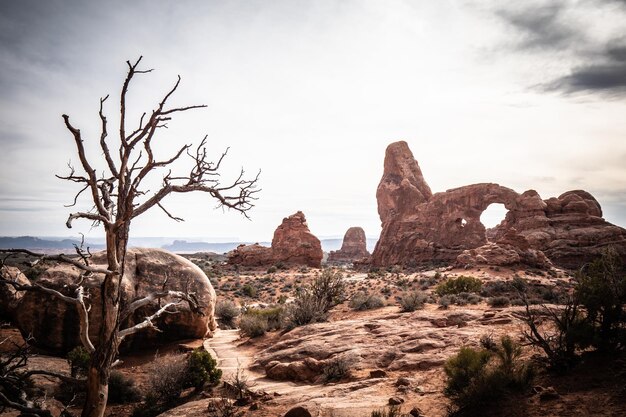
[
  {"left": 0, "top": 265, "right": 30, "bottom": 319},
  {"left": 228, "top": 211, "right": 323, "bottom": 268},
  {"left": 372, "top": 141, "right": 626, "bottom": 269},
  {"left": 328, "top": 226, "right": 370, "bottom": 263},
  {"left": 13, "top": 248, "right": 217, "bottom": 353}
]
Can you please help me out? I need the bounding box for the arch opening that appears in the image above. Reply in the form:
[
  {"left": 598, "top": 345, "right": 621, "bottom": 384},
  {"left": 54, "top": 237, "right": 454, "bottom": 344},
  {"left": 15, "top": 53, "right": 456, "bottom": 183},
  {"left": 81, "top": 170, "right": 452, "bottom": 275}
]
[{"left": 480, "top": 203, "right": 507, "bottom": 241}]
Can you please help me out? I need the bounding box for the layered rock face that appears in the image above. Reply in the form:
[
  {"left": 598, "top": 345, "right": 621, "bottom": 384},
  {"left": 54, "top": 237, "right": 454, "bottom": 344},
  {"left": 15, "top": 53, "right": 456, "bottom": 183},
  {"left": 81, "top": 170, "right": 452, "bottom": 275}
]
[
  {"left": 328, "top": 227, "right": 370, "bottom": 263},
  {"left": 372, "top": 141, "right": 626, "bottom": 269},
  {"left": 228, "top": 211, "right": 323, "bottom": 268},
  {"left": 9, "top": 248, "right": 217, "bottom": 353}
]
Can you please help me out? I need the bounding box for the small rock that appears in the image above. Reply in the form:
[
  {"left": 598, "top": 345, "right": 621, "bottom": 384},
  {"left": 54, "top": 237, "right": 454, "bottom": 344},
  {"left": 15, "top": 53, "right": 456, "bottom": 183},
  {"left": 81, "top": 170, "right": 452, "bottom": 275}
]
[
  {"left": 370, "top": 369, "right": 387, "bottom": 378},
  {"left": 409, "top": 406, "right": 424, "bottom": 417},
  {"left": 284, "top": 406, "right": 312, "bottom": 417},
  {"left": 388, "top": 397, "right": 404, "bottom": 405},
  {"left": 249, "top": 402, "right": 259, "bottom": 410},
  {"left": 395, "top": 377, "right": 412, "bottom": 387},
  {"left": 538, "top": 386, "right": 559, "bottom": 401}
]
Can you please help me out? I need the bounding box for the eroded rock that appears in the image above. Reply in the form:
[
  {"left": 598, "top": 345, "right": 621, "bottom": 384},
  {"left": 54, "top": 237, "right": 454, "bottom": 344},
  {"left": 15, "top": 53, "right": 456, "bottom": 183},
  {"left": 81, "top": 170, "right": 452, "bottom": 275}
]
[
  {"left": 228, "top": 211, "right": 323, "bottom": 268},
  {"left": 372, "top": 141, "right": 626, "bottom": 269}
]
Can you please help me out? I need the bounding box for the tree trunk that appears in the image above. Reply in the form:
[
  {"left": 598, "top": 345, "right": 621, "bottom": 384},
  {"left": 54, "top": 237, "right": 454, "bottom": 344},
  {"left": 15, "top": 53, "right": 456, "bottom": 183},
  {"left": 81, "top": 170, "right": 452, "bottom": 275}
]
[{"left": 81, "top": 226, "right": 127, "bottom": 417}]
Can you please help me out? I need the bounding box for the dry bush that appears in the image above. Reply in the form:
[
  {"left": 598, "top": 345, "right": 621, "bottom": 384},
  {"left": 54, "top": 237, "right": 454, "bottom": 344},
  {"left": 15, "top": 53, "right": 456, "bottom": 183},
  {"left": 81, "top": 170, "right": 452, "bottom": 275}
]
[
  {"left": 350, "top": 291, "right": 385, "bottom": 311},
  {"left": 399, "top": 291, "right": 428, "bottom": 312}
]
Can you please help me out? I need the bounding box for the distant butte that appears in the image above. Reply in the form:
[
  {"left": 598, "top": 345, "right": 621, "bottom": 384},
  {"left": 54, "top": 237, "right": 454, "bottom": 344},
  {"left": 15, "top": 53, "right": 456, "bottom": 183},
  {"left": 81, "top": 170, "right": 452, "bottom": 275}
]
[
  {"left": 328, "top": 226, "right": 370, "bottom": 264},
  {"left": 228, "top": 211, "right": 323, "bottom": 268},
  {"left": 372, "top": 141, "right": 626, "bottom": 269}
]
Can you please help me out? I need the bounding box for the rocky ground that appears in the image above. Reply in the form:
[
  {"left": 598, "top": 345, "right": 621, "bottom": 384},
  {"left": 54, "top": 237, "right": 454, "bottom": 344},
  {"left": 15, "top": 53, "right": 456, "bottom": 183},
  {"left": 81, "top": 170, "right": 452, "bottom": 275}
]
[{"left": 1, "top": 261, "right": 625, "bottom": 417}]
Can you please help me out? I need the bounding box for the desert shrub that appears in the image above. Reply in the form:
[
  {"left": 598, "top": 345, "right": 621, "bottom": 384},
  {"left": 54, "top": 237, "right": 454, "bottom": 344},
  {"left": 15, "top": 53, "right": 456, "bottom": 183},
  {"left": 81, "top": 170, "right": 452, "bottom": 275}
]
[
  {"left": 322, "top": 355, "right": 357, "bottom": 382},
  {"left": 370, "top": 406, "right": 409, "bottom": 417},
  {"left": 207, "top": 397, "right": 245, "bottom": 417},
  {"left": 436, "top": 276, "right": 482, "bottom": 296},
  {"left": 517, "top": 249, "right": 626, "bottom": 370},
  {"left": 67, "top": 346, "right": 91, "bottom": 378},
  {"left": 146, "top": 355, "right": 187, "bottom": 403},
  {"left": 575, "top": 247, "right": 626, "bottom": 350},
  {"left": 242, "top": 284, "right": 257, "bottom": 298},
  {"left": 350, "top": 291, "right": 385, "bottom": 311},
  {"left": 215, "top": 300, "right": 240, "bottom": 329},
  {"left": 311, "top": 269, "right": 346, "bottom": 308},
  {"left": 239, "top": 314, "right": 268, "bottom": 337},
  {"left": 288, "top": 289, "right": 329, "bottom": 326},
  {"left": 466, "top": 293, "right": 482, "bottom": 304},
  {"left": 266, "top": 265, "right": 277, "bottom": 274},
  {"left": 108, "top": 370, "right": 141, "bottom": 404},
  {"left": 488, "top": 296, "right": 510, "bottom": 308},
  {"left": 438, "top": 295, "right": 454, "bottom": 309},
  {"left": 243, "top": 306, "right": 285, "bottom": 330},
  {"left": 479, "top": 334, "right": 497, "bottom": 351},
  {"left": 399, "top": 291, "right": 428, "bottom": 312},
  {"left": 185, "top": 348, "right": 222, "bottom": 389},
  {"left": 444, "top": 336, "right": 533, "bottom": 412}
]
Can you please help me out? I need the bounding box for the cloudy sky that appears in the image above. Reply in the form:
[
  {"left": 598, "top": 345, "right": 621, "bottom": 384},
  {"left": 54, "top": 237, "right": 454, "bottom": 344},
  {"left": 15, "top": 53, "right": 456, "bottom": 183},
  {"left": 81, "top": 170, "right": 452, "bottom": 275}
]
[{"left": 1, "top": 0, "right": 625, "bottom": 242}]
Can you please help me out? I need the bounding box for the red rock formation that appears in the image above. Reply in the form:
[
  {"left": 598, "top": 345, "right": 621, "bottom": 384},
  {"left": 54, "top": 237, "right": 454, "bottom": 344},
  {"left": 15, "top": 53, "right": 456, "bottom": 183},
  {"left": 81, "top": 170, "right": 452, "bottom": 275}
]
[
  {"left": 328, "top": 227, "right": 370, "bottom": 263},
  {"left": 227, "top": 243, "right": 273, "bottom": 267},
  {"left": 372, "top": 141, "right": 626, "bottom": 269},
  {"left": 376, "top": 141, "right": 432, "bottom": 224},
  {"left": 272, "top": 211, "right": 323, "bottom": 268},
  {"left": 228, "top": 211, "right": 323, "bottom": 268}
]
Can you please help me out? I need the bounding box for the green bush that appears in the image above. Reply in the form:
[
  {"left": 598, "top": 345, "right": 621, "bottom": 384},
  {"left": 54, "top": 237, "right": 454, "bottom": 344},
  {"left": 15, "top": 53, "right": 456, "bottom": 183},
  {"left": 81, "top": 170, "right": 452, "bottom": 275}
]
[
  {"left": 350, "top": 292, "right": 385, "bottom": 311},
  {"left": 108, "top": 370, "right": 141, "bottom": 404},
  {"left": 436, "top": 276, "right": 482, "bottom": 296},
  {"left": 215, "top": 300, "right": 240, "bottom": 329},
  {"left": 576, "top": 247, "right": 626, "bottom": 350},
  {"left": 242, "top": 284, "right": 257, "bottom": 298},
  {"left": 185, "top": 348, "right": 222, "bottom": 389},
  {"left": 399, "top": 291, "right": 428, "bottom": 312},
  {"left": 67, "top": 346, "right": 91, "bottom": 378},
  {"left": 245, "top": 306, "right": 285, "bottom": 330},
  {"left": 239, "top": 314, "right": 268, "bottom": 337},
  {"left": 444, "top": 336, "right": 533, "bottom": 412}
]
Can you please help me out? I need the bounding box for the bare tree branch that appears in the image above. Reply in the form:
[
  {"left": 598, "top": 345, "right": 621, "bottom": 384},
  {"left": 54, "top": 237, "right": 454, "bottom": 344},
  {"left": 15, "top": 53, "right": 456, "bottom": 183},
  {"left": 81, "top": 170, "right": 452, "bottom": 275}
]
[
  {"left": 0, "top": 249, "right": 113, "bottom": 276},
  {"left": 98, "top": 95, "right": 118, "bottom": 177},
  {"left": 117, "top": 302, "right": 179, "bottom": 341}
]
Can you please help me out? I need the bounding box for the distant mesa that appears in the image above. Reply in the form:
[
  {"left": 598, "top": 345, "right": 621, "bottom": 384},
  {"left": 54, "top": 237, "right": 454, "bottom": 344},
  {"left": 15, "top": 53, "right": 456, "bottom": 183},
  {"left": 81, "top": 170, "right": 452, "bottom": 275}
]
[
  {"left": 372, "top": 141, "right": 626, "bottom": 269},
  {"left": 228, "top": 211, "right": 323, "bottom": 268},
  {"left": 328, "top": 227, "right": 370, "bottom": 264}
]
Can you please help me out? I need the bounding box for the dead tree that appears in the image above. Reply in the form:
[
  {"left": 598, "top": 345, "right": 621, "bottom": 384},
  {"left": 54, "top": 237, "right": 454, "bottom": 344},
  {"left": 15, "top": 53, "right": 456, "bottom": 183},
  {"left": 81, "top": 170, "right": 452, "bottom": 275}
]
[{"left": 1, "top": 57, "right": 259, "bottom": 417}]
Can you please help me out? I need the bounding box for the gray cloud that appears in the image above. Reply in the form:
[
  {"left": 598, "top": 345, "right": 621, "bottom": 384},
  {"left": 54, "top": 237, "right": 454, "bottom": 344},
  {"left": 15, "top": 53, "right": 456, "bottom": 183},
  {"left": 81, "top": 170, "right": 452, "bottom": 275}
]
[
  {"left": 496, "top": 2, "right": 626, "bottom": 96},
  {"left": 496, "top": 3, "right": 578, "bottom": 51}
]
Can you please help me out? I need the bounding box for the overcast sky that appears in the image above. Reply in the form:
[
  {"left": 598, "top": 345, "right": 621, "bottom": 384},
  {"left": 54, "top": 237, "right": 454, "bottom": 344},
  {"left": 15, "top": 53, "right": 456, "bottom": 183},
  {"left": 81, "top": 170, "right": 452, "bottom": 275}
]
[{"left": 1, "top": 0, "right": 626, "bottom": 242}]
